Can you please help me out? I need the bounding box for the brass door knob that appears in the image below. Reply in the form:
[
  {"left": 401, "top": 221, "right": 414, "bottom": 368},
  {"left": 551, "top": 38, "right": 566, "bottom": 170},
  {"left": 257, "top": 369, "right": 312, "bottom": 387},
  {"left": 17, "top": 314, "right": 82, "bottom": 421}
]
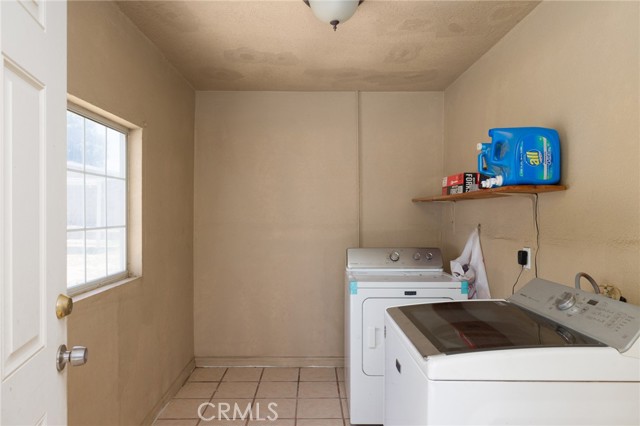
[{"left": 56, "top": 294, "right": 73, "bottom": 319}]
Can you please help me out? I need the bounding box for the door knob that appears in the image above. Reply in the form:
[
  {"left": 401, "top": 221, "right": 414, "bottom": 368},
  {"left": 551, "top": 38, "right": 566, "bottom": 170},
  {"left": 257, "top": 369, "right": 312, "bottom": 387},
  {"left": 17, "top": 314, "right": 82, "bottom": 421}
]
[
  {"left": 56, "top": 294, "right": 73, "bottom": 319},
  {"left": 56, "top": 344, "right": 88, "bottom": 371}
]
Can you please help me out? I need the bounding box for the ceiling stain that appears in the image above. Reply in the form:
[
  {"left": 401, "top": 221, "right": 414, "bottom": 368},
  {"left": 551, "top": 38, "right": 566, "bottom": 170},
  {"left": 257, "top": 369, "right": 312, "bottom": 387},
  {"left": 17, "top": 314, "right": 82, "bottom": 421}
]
[
  {"left": 304, "top": 68, "right": 439, "bottom": 88},
  {"left": 335, "top": 70, "right": 361, "bottom": 79},
  {"left": 385, "top": 44, "right": 423, "bottom": 64},
  {"left": 116, "top": 1, "right": 541, "bottom": 91},
  {"left": 363, "top": 70, "right": 439, "bottom": 86},
  {"left": 224, "top": 47, "right": 299, "bottom": 67},
  {"left": 448, "top": 23, "right": 466, "bottom": 34},
  {"left": 399, "top": 18, "right": 435, "bottom": 32},
  {"left": 202, "top": 67, "right": 244, "bottom": 82},
  {"left": 132, "top": 1, "right": 201, "bottom": 33}
]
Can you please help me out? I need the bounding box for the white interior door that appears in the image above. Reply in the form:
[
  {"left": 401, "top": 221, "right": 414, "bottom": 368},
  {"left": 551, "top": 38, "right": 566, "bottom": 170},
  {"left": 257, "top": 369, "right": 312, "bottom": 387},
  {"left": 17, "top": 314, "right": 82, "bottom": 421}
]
[{"left": 1, "top": 0, "right": 68, "bottom": 424}]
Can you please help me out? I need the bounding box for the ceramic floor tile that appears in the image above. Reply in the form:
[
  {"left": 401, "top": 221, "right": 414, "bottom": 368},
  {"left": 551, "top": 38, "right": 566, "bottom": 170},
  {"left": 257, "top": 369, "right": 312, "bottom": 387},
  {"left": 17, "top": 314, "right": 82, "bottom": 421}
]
[
  {"left": 223, "top": 367, "right": 263, "bottom": 382},
  {"left": 299, "top": 368, "right": 336, "bottom": 382},
  {"left": 260, "top": 367, "right": 299, "bottom": 382},
  {"left": 247, "top": 420, "right": 294, "bottom": 426},
  {"left": 185, "top": 365, "right": 348, "bottom": 424},
  {"left": 214, "top": 381, "right": 258, "bottom": 398},
  {"left": 253, "top": 398, "right": 296, "bottom": 419},
  {"left": 158, "top": 399, "right": 210, "bottom": 419},
  {"left": 296, "top": 419, "right": 344, "bottom": 426},
  {"left": 175, "top": 382, "right": 218, "bottom": 399},
  {"left": 255, "top": 381, "right": 298, "bottom": 398},
  {"left": 153, "top": 420, "right": 199, "bottom": 426},
  {"left": 296, "top": 398, "right": 342, "bottom": 419},
  {"left": 189, "top": 368, "right": 227, "bottom": 382},
  {"left": 203, "top": 399, "right": 253, "bottom": 423},
  {"left": 298, "top": 382, "right": 339, "bottom": 398},
  {"left": 341, "top": 399, "right": 349, "bottom": 419}
]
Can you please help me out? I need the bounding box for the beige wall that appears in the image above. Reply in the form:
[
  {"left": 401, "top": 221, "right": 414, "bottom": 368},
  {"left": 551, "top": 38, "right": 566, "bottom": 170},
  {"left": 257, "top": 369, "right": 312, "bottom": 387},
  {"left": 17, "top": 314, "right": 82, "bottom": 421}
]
[
  {"left": 194, "top": 92, "right": 443, "bottom": 361},
  {"left": 67, "top": 2, "right": 195, "bottom": 424},
  {"left": 360, "top": 92, "right": 443, "bottom": 247},
  {"left": 442, "top": 1, "right": 640, "bottom": 303}
]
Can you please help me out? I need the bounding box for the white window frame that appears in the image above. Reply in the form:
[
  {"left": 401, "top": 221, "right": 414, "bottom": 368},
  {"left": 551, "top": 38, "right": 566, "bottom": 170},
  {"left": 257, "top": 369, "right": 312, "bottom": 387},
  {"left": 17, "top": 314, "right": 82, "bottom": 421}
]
[{"left": 66, "top": 103, "right": 130, "bottom": 295}]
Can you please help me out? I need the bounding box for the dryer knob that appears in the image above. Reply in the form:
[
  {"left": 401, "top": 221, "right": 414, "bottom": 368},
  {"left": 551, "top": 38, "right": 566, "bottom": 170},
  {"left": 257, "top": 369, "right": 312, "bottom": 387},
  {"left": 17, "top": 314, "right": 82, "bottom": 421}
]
[
  {"left": 425, "top": 252, "right": 433, "bottom": 261},
  {"left": 556, "top": 292, "right": 577, "bottom": 311},
  {"left": 389, "top": 251, "right": 400, "bottom": 262},
  {"left": 413, "top": 252, "right": 421, "bottom": 260}
]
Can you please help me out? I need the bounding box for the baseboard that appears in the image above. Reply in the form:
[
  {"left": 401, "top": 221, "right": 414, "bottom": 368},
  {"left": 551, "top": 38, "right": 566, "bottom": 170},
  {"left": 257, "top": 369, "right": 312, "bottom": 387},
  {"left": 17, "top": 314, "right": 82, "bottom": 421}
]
[
  {"left": 141, "top": 358, "right": 196, "bottom": 425},
  {"left": 195, "top": 356, "right": 345, "bottom": 368}
]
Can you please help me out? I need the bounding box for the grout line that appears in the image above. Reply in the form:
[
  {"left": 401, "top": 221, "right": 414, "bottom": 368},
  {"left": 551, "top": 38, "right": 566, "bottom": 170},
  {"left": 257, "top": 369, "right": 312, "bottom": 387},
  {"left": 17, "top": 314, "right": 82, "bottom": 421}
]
[
  {"left": 218, "top": 366, "right": 229, "bottom": 383},
  {"left": 251, "top": 367, "right": 263, "bottom": 422},
  {"left": 335, "top": 367, "right": 346, "bottom": 423},
  {"left": 294, "top": 368, "right": 301, "bottom": 425}
]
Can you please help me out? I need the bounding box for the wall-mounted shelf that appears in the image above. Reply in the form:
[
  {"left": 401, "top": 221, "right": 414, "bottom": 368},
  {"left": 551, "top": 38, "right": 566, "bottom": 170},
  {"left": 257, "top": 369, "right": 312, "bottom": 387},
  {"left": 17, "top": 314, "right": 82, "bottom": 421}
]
[{"left": 412, "top": 185, "right": 567, "bottom": 202}]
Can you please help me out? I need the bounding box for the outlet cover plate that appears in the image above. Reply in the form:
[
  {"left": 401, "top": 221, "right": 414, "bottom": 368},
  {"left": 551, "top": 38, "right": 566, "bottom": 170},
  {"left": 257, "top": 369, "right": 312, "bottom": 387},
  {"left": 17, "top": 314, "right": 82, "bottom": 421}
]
[{"left": 522, "top": 247, "right": 532, "bottom": 270}]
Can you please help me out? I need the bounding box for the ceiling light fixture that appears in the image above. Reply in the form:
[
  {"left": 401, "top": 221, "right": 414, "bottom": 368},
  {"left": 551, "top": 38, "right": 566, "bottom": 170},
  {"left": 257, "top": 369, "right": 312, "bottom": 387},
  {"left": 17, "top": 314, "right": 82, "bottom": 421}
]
[{"left": 303, "top": 0, "right": 364, "bottom": 31}]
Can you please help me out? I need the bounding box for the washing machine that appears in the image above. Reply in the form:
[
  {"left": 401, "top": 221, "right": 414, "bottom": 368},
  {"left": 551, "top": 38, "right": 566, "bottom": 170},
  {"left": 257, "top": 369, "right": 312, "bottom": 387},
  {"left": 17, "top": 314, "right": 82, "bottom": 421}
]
[
  {"left": 385, "top": 278, "right": 640, "bottom": 425},
  {"left": 344, "top": 247, "right": 466, "bottom": 425}
]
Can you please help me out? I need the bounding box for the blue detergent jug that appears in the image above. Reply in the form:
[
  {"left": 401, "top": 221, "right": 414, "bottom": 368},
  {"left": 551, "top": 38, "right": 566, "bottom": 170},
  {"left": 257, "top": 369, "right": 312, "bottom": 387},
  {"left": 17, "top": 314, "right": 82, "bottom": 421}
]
[{"left": 477, "top": 127, "right": 561, "bottom": 187}]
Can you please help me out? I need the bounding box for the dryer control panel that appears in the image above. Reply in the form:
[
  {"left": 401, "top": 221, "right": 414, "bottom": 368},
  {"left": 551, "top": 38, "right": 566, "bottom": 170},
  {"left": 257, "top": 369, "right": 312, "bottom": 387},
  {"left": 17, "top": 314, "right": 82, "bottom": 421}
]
[
  {"left": 510, "top": 278, "right": 640, "bottom": 353},
  {"left": 346, "top": 248, "right": 443, "bottom": 271}
]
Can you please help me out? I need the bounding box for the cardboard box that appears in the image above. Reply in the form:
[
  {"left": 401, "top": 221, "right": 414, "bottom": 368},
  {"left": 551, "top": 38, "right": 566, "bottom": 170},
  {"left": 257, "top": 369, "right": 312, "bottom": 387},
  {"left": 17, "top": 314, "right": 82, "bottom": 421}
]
[
  {"left": 442, "top": 172, "right": 478, "bottom": 188},
  {"left": 441, "top": 172, "right": 485, "bottom": 195},
  {"left": 442, "top": 184, "right": 480, "bottom": 195}
]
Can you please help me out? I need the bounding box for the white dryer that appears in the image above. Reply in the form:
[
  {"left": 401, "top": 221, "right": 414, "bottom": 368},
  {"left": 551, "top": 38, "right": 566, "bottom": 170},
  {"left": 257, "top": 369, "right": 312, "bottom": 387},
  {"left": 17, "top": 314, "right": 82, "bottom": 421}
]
[
  {"left": 385, "top": 278, "right": 640, "bottom": 425},
  {"left": 344, "top": 248, "right": 466, "bottom": 425}
]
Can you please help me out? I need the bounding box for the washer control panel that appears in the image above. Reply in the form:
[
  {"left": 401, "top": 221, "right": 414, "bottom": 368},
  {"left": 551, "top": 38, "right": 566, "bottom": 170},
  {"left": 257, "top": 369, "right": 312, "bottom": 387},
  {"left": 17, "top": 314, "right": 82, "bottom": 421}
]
[
  {"left": 510, "top": 278, "right": 640, "bottom": 353},
  {"left": 346, "top": 248, "right": 443, "bottom": 271}
]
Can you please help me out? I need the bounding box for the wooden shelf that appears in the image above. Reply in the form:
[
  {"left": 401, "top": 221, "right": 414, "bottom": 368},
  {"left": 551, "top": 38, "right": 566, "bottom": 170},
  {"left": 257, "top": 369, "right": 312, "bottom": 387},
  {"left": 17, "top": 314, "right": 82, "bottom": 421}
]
[{"left": 412, "top": 185, "right": 567, "bottom": 202}]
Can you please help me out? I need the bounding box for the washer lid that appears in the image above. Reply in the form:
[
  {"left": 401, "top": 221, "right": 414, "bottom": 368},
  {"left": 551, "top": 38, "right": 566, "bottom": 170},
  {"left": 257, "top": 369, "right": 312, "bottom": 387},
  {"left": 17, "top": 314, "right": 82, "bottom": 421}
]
[{"left": 395, "top": 300, "right": 604, "bottom": 356}]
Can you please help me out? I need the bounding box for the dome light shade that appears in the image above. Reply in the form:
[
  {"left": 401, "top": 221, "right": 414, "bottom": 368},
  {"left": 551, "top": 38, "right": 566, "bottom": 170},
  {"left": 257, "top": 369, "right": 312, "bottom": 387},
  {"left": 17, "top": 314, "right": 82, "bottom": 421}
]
[{"left": 304, "top": 0, "right": 362, "bottom": 31}]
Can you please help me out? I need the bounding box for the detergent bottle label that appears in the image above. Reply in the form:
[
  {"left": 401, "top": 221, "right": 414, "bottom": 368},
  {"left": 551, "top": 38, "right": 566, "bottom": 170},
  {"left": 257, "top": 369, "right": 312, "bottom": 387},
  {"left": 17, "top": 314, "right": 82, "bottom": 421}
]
[{"left": 518, "top": 134, "right": 555, "bottom": 181}]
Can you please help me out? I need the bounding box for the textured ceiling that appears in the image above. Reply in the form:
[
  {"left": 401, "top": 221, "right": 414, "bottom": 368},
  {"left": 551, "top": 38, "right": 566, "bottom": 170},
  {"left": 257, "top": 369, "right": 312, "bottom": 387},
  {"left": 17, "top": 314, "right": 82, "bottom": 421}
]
[{"left": 116, "top": 0, "right": 540, "bottom": 91}]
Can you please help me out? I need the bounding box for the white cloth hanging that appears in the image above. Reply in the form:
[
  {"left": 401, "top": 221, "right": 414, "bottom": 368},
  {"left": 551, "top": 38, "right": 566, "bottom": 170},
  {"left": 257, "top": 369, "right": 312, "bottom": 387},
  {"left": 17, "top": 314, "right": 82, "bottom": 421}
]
[{"left": 450, "top": 227, "right": 491, "bottom": 299}]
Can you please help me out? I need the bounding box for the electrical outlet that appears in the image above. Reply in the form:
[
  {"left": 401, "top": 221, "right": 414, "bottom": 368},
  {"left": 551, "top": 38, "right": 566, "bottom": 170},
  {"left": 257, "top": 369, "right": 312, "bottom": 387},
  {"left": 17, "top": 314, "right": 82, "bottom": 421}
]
[{"left": 521, "top": 247, "right": 532, "bottom": 270}]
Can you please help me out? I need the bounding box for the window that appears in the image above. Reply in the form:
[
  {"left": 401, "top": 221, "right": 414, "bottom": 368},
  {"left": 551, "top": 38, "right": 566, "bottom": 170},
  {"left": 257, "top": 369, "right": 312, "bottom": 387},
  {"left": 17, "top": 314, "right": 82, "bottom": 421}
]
[{"left": 66, "top": 107, "right": 128, "bottom": 293}]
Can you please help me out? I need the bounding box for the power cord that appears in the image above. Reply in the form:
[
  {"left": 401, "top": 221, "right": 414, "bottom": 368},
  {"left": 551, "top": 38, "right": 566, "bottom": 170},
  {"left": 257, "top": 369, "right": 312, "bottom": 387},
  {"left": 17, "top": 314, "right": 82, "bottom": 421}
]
[
  {"left": 533, "top": 193, "right": 540, "bottom": 278},
  {"left": 512, "top": 265, "right": 525, "bottom": 295}
]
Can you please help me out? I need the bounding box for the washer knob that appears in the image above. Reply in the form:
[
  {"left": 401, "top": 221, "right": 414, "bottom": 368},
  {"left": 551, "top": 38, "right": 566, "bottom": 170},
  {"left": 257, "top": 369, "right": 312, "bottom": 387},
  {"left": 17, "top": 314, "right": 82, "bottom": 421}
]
[
  {"left": 413, "top": 252, "right": 421, "bottom": 260},
  {"left": 556, "top": 292, "right": 577, "bottom": 311},
  {"left": 389, "top": 251, "right": 400, "bottom": 262},
  {"left": 425, "top": 252, "right": 433, "bottom": 261}
]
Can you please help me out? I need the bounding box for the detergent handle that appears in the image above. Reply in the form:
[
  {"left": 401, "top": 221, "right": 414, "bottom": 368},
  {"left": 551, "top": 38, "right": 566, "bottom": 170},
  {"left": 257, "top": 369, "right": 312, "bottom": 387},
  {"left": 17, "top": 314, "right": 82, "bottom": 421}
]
[
  {"left": 477, "top": 143, "right": 495, "bottom": 177},
  {"left": 489, "top": 136, "right": 512, "bottom": 168}
]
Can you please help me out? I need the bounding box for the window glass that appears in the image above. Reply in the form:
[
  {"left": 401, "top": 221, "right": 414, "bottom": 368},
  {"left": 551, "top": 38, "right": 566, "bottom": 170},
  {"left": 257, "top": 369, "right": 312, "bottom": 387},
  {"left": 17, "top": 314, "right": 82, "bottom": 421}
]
[
  {"left": 66, "top": 109, "right": 128, "bottom": 292},
  {"left": 67, "top": 111, "right": 84, "bottom": 170}
]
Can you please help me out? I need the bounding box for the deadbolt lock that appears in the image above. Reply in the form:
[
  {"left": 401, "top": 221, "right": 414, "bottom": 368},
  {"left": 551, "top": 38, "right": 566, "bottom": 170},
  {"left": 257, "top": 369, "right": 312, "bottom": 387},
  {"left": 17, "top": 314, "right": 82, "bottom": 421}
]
[{"left": 56, "top": 294, "right": 73, "bottom": 319}]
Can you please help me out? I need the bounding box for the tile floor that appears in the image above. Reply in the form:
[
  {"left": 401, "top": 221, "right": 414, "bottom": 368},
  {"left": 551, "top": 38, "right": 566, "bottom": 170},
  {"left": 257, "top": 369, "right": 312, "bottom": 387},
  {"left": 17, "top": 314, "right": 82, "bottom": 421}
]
[{"left": 154, "top": 367, "right": 351, "bottom": 426}]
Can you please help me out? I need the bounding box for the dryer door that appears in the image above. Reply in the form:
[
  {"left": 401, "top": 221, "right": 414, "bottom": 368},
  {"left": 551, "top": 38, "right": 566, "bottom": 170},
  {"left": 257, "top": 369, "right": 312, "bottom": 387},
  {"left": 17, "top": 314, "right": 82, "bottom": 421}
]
[{"left": 362, "top": 297, "right": 442, "bottom": 376}]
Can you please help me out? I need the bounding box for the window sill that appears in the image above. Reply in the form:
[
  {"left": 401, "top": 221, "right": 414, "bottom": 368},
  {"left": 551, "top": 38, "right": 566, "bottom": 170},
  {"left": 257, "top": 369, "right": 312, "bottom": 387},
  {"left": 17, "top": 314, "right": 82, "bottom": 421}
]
[{"left": 70, "top": 275, "right": 142, "bottom": 302}]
